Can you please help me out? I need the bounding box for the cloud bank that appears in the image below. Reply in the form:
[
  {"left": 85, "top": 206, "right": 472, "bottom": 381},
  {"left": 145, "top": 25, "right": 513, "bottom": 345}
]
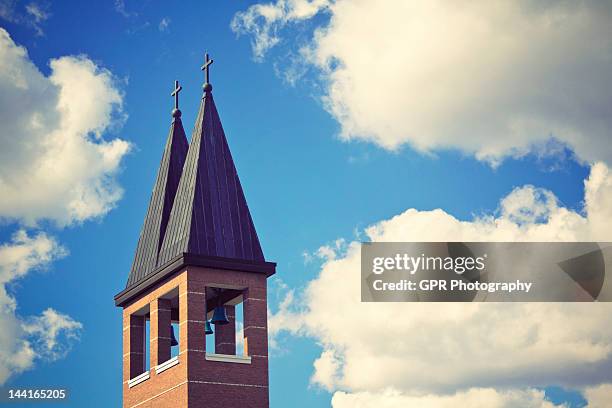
[
  {"left": 269, "top": 162, "right": 612, "bottom": 405},
  {"left": 0, "top": 230, "right": 82, "bottom": 384},
  {"left": 233, "top": 0, "right": 612, "bottom": 165},
  {"left": 0, "top": 28, "right": 130, "bottom": 226},
  {"left": 331, "top": 388, "right": 563, "bottom": 408},
  {"left": 0, "top": 29, "right": 126, "bottom": 383}
]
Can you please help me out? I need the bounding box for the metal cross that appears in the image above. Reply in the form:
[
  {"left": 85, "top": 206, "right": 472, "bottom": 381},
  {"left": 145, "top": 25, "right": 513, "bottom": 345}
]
[
  {"left": 171, "top": 80, "right": 182, "bottom": 110},
  {"left": 201, "top": 52, "right": 214, "bottom": 84}
]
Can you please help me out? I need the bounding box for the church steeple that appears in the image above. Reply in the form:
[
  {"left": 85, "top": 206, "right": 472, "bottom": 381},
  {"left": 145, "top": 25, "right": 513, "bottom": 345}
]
[
  {"left": 126, "top": 81, "right": 189, "bottom": 288},
  {"left": 116, "top": 53, "right": 275, "bottom": 408},
  {"left": 156, "top": 53, "right": 264, "bottom": 267}
]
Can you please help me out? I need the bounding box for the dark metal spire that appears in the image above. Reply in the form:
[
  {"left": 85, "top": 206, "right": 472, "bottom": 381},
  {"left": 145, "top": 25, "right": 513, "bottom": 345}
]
[
  {"left": 125, "top": 81, "right": 189, "bottom": 289},
  {"left": 116, "top": 59, "right": 275, "bottom": 307},
  {"left": 157, "top": 54, "right": 264, "bottom": 267}
]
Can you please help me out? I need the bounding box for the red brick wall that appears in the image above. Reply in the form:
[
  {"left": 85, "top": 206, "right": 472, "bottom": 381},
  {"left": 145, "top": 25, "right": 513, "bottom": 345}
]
[
  {"left": 122, "top": 272, "right": 188, "bottom": 408},
  {"left": 151, "top": 298, "right": 172, "bottom": 367},
  {"left": 121, "top": 266, "right": 270, "bottom": 408}
]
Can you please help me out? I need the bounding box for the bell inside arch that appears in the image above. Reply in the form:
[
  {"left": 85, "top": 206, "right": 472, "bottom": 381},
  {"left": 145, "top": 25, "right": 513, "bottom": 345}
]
[
  {"left": 211, "top": 305, "right": 229, "bottom": 325},
  {"left": 204, "top": 320, "right": 214, "bottom": 335},
  {"left": 170, "top": 326, "right": 178, "bottom": 347}
]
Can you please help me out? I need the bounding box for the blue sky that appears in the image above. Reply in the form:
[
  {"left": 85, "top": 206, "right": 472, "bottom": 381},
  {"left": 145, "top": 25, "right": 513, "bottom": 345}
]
[{"left": 1, "top": 1, "right": 611, "bottom": 407}]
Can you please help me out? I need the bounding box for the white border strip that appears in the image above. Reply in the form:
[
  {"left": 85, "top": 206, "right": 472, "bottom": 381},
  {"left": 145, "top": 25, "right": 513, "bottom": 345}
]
[
  {"left": 128, "top": 371, "right": 150, "bottom": 388},
  {"left": 155, "top": 355, "right": 180, "bottom": 374},
  {"left": 205, "top": 353, "right": 252, "bottom": 364}
]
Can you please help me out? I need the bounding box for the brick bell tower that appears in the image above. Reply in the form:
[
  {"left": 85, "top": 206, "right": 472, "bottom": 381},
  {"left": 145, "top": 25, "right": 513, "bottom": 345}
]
[{"left": 114, "top": 53, "right": 276, "bottom": 408}]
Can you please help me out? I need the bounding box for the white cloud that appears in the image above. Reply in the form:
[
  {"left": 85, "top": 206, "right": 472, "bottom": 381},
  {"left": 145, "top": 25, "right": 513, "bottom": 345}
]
[
  {"left": 114, "top": 0, "right": 135, "bottom": 18},
  {"left": 0, "top": 230, "right": 66, "bottom": 284},
  {"left": 365, "top": 162, "right": 612, "bottom": 243},
  {"left": 25, "top": 2, "right": 49, "bottom": 24},
  {"left": 158, "top": 17, "right": 171, "bottom": 32},
  {"left": 235, "top": 320, "right": 244, "bottom": 354},
  {"left": 0, "top": 230, "right": 81, "bottom": 384},
  {"left": 22, "top": 308, "right": 82, "bottom": 361},
  {"left": 232, "top": 0, "right": 331, "bottom": 60},
  {"left": 233, "top": 0, "right": 612, "bottom": 165},
  {"left": 0, "top": 1, "right": 50, "bottom": 35},
  {"left": 0, "top": 28, "right": 130, "bottom": 226},
  {"left": 270, "top": 163, "right": 612, "bottom": 403},
  {"left": 312, "top": 349, "right": 341, "bottom": 391},
  {"left": 584, "top": 383, "right": 612, "bottom": 408},
  {"left": 0, "top": 27, "right": 124, "bottom": 384},
  {"left": 332, "top": 388, "right": 565, "bottom": 408}
]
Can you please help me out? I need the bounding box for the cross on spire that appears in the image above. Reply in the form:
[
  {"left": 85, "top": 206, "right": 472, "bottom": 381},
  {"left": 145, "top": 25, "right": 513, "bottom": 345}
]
[
  {"left": 171, "top": 80, "right": 182, "bottom": 110},
  {"left": 201, "top": 52, "right": 214, "bottom": 90}
]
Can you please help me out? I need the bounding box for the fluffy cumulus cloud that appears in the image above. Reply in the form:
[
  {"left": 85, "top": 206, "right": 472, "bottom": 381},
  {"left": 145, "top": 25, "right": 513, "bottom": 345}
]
[
  {"left": 232, "top": 0, "right": 331, "bottom": 60},
  {"left": 0, "top": 28, "right": 130, "bottom": 226},
  {"left": 269, "top": 163, "right": 612, "bottom": 405},
  {"left": 0, "top": 230, "right": 82, "bottom": 384},
  {"left": 0, "top": 29, "right": 125, "bottom": 383},
  {"left": 583, "top": 384, "right": 612, "bottom": 408},
  {"left": 332, "top": 388, "right": 563, "bottom": 408},
  {"left": 233, "top": 0, "right": 612, "bottom": 165},
  {"left": 22, "top": 308, "right": 82, "bottom": 361}
]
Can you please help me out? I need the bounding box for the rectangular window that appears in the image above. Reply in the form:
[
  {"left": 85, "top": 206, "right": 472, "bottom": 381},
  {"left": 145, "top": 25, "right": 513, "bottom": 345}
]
[
  {"left": 206, "top": 287, "right": 246, "bottom": 356},
  {"left": 158, "top": 287, "right": 180, "bottom": 364},
  {"left": 128, "top": 303, "right": 150, "bottom": 379}
]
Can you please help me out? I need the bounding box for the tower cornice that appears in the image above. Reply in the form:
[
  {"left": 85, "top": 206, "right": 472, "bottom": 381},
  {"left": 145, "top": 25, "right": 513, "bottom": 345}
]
[{"left": 115, "top": 253, "right": 276, "bottom": 307}]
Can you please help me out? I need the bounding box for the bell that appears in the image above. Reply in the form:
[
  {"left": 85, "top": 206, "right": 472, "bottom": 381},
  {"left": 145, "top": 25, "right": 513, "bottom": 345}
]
[
  {"left": 170, "top": 326, "right": 178, "bottom": 347},
  {"left": 204, "top": 320, "right": 214, "bottom": 335},
  {"left": 211, "top": 306, "right": 229, "bottom": 325}
]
